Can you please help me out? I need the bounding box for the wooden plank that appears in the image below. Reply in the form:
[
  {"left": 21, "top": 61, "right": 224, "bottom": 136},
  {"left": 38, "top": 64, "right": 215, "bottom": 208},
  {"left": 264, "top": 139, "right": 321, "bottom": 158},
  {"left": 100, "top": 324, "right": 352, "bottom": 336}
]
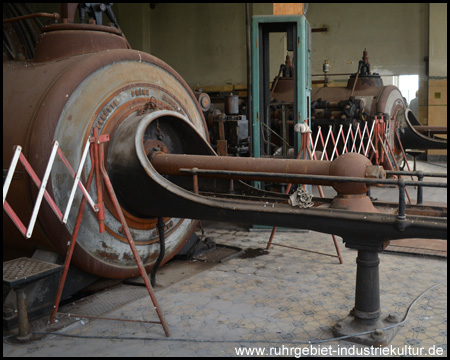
[{"left": 273, "top": 3, "right": 303, "bottom": 15}]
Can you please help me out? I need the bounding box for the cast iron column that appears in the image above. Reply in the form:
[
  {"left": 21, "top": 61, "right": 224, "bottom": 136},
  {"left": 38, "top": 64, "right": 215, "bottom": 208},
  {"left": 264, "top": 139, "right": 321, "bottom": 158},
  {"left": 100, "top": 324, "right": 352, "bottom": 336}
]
[
  {"left": 332, "top": 245, "right": 400, "bottom": 346},
  {"left": 354, "top": 250, "right": 381, "bottom": 322}
]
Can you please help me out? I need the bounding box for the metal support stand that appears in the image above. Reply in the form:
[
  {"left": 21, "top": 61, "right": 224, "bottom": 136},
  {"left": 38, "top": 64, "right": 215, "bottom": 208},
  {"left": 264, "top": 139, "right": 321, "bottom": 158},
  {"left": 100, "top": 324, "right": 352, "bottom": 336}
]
[
  {"left": 406, "top": 150, "right": 425, "bottom": 171},
  {"left": 151, "top": 217, "right": 166, "bottom": 287},
  {"left": 332, "top": 246, "right": 400, "bottom": 346},
  {"left": 3, "top": 258, "right": 62, "bottom": 342},
  {"left": 14, "top": 287, "right": 31, "bottom": 342},
  {"left": 50, "top": 128, "right": 170, "bottom": 337}
]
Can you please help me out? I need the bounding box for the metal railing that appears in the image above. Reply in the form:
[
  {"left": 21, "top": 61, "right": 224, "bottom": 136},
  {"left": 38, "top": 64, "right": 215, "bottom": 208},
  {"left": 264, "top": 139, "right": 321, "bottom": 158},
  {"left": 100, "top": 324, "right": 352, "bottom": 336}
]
[{"left": 179, "top": 167, "right": 447, "bottom": 223}]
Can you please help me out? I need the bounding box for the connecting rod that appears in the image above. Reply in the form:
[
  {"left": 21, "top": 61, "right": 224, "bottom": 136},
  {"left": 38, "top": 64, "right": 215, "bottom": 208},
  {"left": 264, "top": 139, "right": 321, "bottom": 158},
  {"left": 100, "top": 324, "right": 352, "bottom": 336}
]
[{"left": 150, "top": 151, "right": 386, "bottom": 196}]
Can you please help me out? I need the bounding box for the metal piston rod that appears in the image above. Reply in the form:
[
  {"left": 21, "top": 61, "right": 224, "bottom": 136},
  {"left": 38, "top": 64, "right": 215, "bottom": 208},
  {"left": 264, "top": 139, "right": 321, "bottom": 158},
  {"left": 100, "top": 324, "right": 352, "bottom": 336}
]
[{"left": 149, "top": 151, "right": 383, "bottom": 196}]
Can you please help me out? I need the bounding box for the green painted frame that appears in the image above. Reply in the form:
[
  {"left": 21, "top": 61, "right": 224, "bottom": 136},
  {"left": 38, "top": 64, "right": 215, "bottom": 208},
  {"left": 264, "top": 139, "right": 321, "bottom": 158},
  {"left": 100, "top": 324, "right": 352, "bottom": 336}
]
[{"left": 251, "top": 15, "right": 311, "bottom": 160}]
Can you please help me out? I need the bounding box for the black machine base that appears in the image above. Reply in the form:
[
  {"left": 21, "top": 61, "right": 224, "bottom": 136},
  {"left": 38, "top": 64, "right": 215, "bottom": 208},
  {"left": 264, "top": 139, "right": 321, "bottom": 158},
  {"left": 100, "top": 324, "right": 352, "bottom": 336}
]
[
  {"left": 174, "top": 233, "right": 216, "bottom": 260},
  {"left": 333, "top": 310, "right": 400, "bottom": 346}
]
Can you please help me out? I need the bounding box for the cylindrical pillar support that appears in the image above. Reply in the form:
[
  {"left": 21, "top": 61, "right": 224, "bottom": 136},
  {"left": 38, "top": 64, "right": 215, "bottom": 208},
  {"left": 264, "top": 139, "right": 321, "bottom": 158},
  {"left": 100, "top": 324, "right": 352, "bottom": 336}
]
[
  {"left": 332, "top": 246, "right": 401, "bottom": 346},
  {"left": 15, "top": 287, "right": 31, "bottom": 341},
  {"left": 353, "top": 250, "right": 381, "bottom": 321}
]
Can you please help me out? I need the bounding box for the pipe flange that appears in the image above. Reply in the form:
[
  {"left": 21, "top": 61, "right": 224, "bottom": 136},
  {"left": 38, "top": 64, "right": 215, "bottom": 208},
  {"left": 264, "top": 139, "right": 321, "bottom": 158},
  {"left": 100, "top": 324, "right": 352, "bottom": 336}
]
[
  {"left": 353, "top": 307, "right": 381, "bottom": 320},
  {"left": 365, "top": 165, "right": 386, "bottom": 182},
  {"left": 144, "top": 139, "right": 169, "bottom": 156}
]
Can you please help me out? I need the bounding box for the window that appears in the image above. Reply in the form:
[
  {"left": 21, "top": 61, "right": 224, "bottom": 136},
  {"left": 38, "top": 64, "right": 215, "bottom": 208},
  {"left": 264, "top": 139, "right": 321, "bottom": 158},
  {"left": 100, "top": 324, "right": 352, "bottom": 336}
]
[
  {"left": 381, "top": 75, "right": 419, "bottom": 105},
  {"left": 398, "top": 75, "right": 419, "bottom": 105}
]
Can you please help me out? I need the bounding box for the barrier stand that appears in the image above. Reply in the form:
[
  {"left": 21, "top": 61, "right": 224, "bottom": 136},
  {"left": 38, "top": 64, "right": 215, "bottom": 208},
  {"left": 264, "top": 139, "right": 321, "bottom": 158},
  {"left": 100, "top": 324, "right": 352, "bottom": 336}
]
[
  {"left": 3, "top": 143, "right": 65, "bottom": 238},
  {"left": 49, "top": 144, "right": 96, "bottom": 325},
  {"left": 49, "top": 128, "right": 170, "bottom": 337},
  {"left": 4, "top": 136, "right": 169, "bottom": 337},
  {"left": 310, "top": 117, "right": 414, "bottom": 205},
  {"left": 358, "top": 122, "right": 368, "bottom": 155}
]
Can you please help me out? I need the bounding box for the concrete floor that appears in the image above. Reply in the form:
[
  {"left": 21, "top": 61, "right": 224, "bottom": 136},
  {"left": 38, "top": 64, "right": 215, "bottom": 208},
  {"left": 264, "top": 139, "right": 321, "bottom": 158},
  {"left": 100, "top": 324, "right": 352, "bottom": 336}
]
[{"left": 3, "top": 160, "right": 447, "bottom": 357}]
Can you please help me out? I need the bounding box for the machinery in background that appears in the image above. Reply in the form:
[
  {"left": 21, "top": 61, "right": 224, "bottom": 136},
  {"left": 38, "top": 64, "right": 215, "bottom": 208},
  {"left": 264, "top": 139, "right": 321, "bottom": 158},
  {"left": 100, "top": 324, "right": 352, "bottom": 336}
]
[
  {"left": 203, "top": 43, "right": 446, "bottom": 179},
  {"left": 267, "top": 49, "right": 447, "bottom": 168},
  {"left": 269, "top": 49, "right": 406, "bottom": 167},
  {"left": 196, "top": 89, "right": 249, "bottom": 157},
  {"left": 201, "top": 47, "right": 447, "bottom": 181}
]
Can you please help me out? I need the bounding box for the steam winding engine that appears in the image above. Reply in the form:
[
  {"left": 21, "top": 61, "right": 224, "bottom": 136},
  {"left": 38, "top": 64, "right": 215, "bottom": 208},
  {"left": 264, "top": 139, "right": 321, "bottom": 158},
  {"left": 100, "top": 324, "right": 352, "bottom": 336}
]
[
  {"left": 3, "top": 5, "right": 447, "bottom": 345},
  {"left": 269, "top": 50, "right": 406, "bottom": 167},
  {"left": 3, "top": 6, "right": 446, "bottom": 282}
]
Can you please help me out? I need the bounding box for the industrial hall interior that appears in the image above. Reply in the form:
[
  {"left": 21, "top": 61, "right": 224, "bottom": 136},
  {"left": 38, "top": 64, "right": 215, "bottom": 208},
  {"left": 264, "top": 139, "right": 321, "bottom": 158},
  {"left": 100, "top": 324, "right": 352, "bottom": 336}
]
[{"left": 3, "top": 3, "right": 447, "bottom": 357}]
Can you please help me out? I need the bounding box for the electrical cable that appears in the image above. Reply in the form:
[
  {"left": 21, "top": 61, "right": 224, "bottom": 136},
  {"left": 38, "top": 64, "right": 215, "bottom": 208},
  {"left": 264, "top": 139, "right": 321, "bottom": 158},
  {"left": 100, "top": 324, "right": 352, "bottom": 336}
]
[
  {"left": 426, "top": 162, "right": 447, "bottom": 169},
  {"left": 26, "top": 281, "right": 446, "bottom": 345}
]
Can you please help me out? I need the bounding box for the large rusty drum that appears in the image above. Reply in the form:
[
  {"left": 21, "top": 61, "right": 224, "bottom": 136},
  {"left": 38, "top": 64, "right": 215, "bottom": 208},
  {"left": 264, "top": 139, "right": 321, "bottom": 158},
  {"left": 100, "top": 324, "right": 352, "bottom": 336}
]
[{"left": 3, "top": 24, "right": 208, "bottom": 278}]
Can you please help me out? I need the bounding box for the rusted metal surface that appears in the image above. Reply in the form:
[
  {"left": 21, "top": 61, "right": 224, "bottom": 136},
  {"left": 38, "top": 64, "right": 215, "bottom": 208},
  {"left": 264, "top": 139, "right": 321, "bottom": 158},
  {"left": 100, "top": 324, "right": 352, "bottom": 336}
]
[
  {"left": 309, "top": 50, "right": 404, "bottom": 120},
  {"left": 152, "top": 153, "right": 333, "bottom": 185},
  {"left": 151, "top": 151, "right": 383, "bottom": 196},
  {"left": 216, "top": 140, "right": 228, "bottom": 156},
  {"left": 60, "top": 3, "right": 79, "bottom": 23},
  {"left": 15, "top": 288, "right": 31, "bottom": 341},
  {"left": 196, "top": 92, "right": 211, "bottom": 112},
  {"left": 311, "top": 27, "right": 328, "bottom": 33},
  {"left": 329, "top": 194, "right": 379, "bottom": 213},
  {"left": 34, "top": 24, "right": 128, "bottom": 62},
  {"left": 3, "top": 25, "right": 206, "bottom": 279},
  {"left": 42, "top": 22, "right": 123, "bottom": 34},
  {"left": 270, "top": 78, "right": 295, "bottom": 103}
]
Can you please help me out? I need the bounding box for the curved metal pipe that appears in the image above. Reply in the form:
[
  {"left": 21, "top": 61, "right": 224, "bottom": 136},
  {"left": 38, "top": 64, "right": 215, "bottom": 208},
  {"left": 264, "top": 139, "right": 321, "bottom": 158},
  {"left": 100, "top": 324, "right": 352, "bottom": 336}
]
[
  {"left": 106, "top": 111, "right": 446, "bottom": 246},
  {"left": 396, "top": 108, "right": 447, "bottom": 150}
]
